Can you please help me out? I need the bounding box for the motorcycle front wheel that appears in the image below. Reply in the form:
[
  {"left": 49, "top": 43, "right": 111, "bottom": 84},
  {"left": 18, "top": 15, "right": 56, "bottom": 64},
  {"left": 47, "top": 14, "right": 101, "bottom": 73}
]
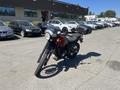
[{"left": 35, "top": 48, "right": 51, "bottom": 77}]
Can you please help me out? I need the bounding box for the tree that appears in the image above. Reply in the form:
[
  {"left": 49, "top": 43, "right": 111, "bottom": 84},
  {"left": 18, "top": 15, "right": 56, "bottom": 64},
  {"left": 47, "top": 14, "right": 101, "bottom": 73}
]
[{"left": 104, "top": 10, "right": 116, "bottom": 17}]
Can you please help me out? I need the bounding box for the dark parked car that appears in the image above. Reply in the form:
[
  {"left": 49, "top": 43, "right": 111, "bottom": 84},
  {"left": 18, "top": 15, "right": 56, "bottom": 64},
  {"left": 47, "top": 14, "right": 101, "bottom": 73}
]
[
  {"left": 36, "top": 22, "right": 48, "bottom": 34},
  {"left": 76, "top": 21, "right": 92, "bottom": 35},
  {"left": 76, "top": 25, "right": 92, "bottom": 35},
  {"left": 0, "top": 20, "right": 14, "bottom": 39},
  {"left": 9, "top": 20, "right": 41, "bottom": 37}
]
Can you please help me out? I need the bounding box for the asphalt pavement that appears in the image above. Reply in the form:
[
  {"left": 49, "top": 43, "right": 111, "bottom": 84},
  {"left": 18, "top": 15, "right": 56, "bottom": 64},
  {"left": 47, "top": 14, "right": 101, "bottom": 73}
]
[{"left": 0, "top": 27, "right": 120, "bottom": 90}]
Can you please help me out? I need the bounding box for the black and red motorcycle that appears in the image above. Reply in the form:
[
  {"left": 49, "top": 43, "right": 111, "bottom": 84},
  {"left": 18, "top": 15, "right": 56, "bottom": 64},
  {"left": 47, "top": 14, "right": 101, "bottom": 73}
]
[{"left": 35, "top": 26, "right": 83, "bottom": 77}]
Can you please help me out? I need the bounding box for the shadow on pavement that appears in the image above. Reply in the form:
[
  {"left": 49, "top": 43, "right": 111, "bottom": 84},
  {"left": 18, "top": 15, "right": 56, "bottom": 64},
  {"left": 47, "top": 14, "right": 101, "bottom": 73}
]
[
  {"left": 38, "top": 52, "right": 101, "bottom": 79},
  {"left": 107, "top": 60, "right": 120, "bottom": 71}
]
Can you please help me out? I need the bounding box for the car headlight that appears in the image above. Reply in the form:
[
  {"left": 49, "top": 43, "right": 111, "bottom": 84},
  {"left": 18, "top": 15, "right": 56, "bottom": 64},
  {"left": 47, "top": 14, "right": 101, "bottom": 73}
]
[
  {"left": 26, "top": 29, "right": 32, "bottom": 32},
  {"left": 45, "top": 32, "right": 51, "bottom": 40}
]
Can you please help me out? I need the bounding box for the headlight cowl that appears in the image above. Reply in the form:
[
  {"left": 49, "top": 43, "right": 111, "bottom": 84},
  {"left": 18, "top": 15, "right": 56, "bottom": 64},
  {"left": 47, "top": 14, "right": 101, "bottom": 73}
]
[{"left": 45, "top": 32, "right": 51, "bottom": 40}]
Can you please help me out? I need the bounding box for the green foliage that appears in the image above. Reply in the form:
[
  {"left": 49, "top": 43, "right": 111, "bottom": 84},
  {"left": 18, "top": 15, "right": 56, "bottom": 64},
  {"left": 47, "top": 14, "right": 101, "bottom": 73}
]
[
  {"left": 5, "top": 21, "right": 10, "bottom": 26},
  {"left": 98, "top": 10, "right": 116, "bottom": 18},
  {"left": 104, "top": 10, "right": 116, "bottom": 17},
  {"left": 32, "top": 21, "right": 41, "bottom": 25}
]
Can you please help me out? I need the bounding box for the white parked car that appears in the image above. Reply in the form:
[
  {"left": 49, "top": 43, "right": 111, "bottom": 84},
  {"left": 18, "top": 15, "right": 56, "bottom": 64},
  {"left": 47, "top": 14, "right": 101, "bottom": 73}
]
[
  {"left": 48, "top": 19, "right": 76, "bottom": 33},
  {"left": 95, "top": 21, "right": 105, "bottom": 27},
  {"left": 113, "top": 21, "right": 120, "bottom": 26},
  {"left": 105, "top": 21, "right": 115, "bottom": 27},
  {"left": 66, "top": 21, "right": 79, "bottom": 29}
]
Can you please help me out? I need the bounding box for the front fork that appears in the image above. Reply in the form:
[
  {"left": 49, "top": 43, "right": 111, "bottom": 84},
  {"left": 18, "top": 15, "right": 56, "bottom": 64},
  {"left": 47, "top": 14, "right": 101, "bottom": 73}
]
[{"left": 37, "top": 41, "right": 50, "bottom": 63}]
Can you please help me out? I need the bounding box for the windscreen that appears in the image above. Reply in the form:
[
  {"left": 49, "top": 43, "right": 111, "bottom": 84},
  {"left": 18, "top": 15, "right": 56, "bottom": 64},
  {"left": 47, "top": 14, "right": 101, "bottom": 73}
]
[{"left": 0, "top": 22, "right": 5, "bottom": 26}]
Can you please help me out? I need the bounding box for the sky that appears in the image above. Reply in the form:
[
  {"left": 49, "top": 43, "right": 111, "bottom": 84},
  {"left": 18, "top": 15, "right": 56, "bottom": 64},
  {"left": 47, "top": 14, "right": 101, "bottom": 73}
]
[{"left": 60, "top": 0, "right": 120, "bottom": 17}]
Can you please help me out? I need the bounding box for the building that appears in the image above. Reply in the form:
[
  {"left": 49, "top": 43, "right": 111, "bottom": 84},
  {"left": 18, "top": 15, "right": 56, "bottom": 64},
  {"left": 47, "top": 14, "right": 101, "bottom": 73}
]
[{"left": 0, "top": 0, "right": 88, "bottom": 22}]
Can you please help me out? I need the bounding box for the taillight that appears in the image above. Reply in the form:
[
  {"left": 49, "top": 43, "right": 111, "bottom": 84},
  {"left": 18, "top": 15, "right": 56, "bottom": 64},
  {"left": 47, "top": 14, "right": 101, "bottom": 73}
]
[{"left": 55, "top": 36, "right": 65, "bottom": 47}]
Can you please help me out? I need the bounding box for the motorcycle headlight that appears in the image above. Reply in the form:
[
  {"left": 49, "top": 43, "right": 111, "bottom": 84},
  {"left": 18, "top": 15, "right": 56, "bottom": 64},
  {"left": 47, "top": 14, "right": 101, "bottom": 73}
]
[
  {"left": 45, "top": 32, "right": 51, "bottom": 40},
  {"left": 26, "top": 29, "right": 32, "bottom": 32}
]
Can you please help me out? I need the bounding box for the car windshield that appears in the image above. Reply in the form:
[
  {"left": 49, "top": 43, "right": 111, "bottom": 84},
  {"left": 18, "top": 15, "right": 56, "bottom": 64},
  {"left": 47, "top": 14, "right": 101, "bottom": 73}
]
[
  {"left": 18, "top": 21, "right": 33, "bottom": 26},
  {"left": 87, "top": 21, "right": 94, "bottom": 24},
  {"left": 59, "top": 19, "right": 67, "bottom": 24},
  {"left": 77, "top": 21, "right": 85, "bottom": 25},
  {"left": 67, "top": 21, "right": 76, "bottom": 24},
  {"left": 0, "top": 22, "right": 5, "bottom": 26},
  {"left": 92, "top": 21, "right": 97, "bottom": 24}
]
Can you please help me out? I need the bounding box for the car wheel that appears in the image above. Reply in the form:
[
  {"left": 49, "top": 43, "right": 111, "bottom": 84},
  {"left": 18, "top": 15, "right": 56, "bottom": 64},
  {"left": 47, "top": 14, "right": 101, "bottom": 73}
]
[
  {"left": 20, "top": 31, "right": 25, "bottom": 37},
  {"left": 62, "top": 27, "right": 68, "bottom": 35},
  {"left": 71, "top": 28, "right": 76, "bottom": 33}
]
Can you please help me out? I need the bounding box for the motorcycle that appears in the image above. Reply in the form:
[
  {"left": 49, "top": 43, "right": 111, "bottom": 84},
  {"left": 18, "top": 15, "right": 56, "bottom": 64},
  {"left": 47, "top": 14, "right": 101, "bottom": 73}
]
[{"left": 35, "top": 25, "right": 83, "bottom": 77}]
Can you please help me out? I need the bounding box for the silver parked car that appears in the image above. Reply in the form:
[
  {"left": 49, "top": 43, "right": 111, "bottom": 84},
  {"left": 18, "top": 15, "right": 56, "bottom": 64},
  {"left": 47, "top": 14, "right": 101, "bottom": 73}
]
[{"left": 0, "top": 20, "right": 14, "bottom": 39}]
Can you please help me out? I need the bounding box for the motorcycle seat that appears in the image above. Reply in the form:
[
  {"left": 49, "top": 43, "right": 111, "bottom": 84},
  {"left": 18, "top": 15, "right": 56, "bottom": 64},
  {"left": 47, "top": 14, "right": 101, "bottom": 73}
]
[{"left": 66, "top": 33, "right": 81, "bottom": 43}]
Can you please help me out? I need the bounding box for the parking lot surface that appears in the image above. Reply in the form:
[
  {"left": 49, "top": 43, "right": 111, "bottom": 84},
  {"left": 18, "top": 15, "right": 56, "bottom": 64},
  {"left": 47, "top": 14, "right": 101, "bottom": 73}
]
[{"left": 0, "top": 27, "right": 120, "bottom": 90}]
